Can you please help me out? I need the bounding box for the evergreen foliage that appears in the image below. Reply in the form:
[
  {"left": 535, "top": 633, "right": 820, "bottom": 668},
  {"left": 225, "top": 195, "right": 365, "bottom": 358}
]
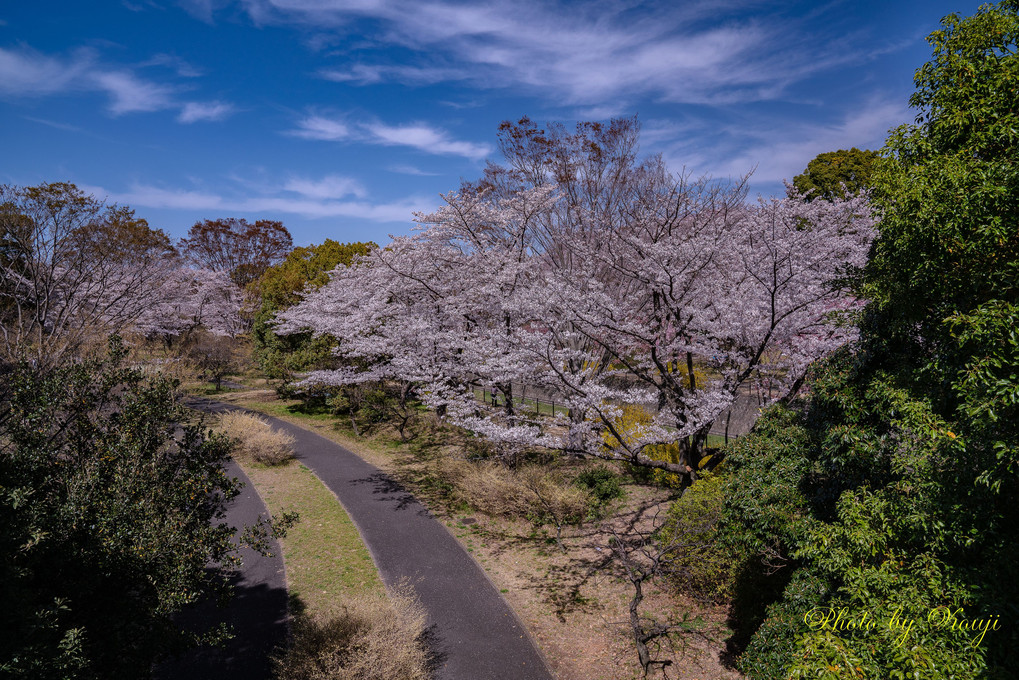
[
  {"left": 0, "top": 338, "right": 246, "bottom": 678},
  {"left": 791, "top": 148, "right": 879, "bottom": 201},
  {"left": 252, "top": 239, "right": 374, "bottom": 380},
  {"left": 723, "top": 4, "right": 1019, "bottom": 677}
]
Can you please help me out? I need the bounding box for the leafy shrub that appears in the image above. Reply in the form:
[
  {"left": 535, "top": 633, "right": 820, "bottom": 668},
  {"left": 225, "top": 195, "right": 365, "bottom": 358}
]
[
  {"left": 573, "top": 466, "right": 625, "bottom": 514},
  {"left": 659, "top": 472, "right": 734, "bottom": 603},
  {"left": 323, "top": 382, "right": 415, "bottom": 438},
  {"left": 722, "top": 384, "right": 1016, "bottom": 679},
  {"left": 574, "top": 466, "right": 624, "bottom": 502},
  {"left": 272, "top": 588, "right": 430, "bottom": 680},
  {"left": 717, "top": 406, "right": 812, "bottom": 569},
  {"left": 218, "top": 411, "right": 296, "bottom": 465},
  {"left": 735, "top": 569, "right": 830, "bottom": 680},
  {"left": 0, "top": 337, "right": 244, "bottom": 678}
]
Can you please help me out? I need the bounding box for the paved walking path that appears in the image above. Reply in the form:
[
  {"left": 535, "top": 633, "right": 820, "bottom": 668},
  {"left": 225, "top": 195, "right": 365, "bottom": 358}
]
[
  {"left": 192, "top": 398, "right": 553, "bottom": 680},
  {"left": 156, "top": 458, "right": 288, "bottom": 680}
]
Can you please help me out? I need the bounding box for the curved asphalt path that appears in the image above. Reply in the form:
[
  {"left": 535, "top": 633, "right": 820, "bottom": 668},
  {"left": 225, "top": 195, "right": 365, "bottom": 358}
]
[
  {"left": 156, "top": 458, "right": 288, "bottom": 680},
  {"left": 191, "top": 398, "right": 553, "bottom": 680}
]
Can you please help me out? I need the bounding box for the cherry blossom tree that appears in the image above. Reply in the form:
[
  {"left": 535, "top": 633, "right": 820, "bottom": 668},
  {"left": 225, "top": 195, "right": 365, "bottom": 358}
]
[
  {"left": 278, "top": 118, "right": 875, "bottom": 483},
  {"left": 133, "top": 267, "right": 245, "bottom": 345},
  {"left": 278, "top": 185, "right": 554, "bottom": 416},
  {"left": 0, "top": 184, "right": 246, "bottom": 368}
]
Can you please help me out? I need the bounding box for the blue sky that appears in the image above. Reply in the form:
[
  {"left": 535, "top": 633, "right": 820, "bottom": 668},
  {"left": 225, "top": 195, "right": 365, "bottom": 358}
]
[{"left": 0, "top": 1, "right": 984, "bottom": 246}]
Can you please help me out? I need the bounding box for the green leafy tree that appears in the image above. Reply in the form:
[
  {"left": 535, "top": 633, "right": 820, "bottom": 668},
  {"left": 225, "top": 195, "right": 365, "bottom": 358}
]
[
  {"left": 722, "top": 4, "right": 1019, "bottom": 678},
  {"left": 0, "top": 338, "right": 286, "bottom": 679},
  {"left": 252, "top": 239, "right": 374, "bottom": 380},
  {"left": 791, "top": 147, "right": 880, "bottom": 201}
]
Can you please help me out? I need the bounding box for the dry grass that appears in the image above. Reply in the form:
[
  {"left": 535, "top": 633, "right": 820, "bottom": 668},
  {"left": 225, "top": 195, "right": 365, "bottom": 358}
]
[
  {"left": 437, "top": 458, "right": 590, "bottom": 526},
  {"left": 271, "top": 585, "right": 431, "bottom": 680},
  {"left": 218, "top": 411, "right": 296, "bottom": 465}
]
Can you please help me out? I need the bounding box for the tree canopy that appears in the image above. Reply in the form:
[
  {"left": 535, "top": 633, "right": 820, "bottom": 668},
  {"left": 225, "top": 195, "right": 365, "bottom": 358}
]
[
  {"left": 0, "top": 183, "right": 180, "bottom": 367},
  {"left": 791, "top": 147, "right": 879, "bottom": 201},
  {"left": 257, "top": 239, "right": 376, "bottom": 314},
  {"left": 178, "top": 218, "right": 293, "bottom": 288},
  {"left": 252, "top": 239, "right": 375, "bottom": 379},
  {"left": 278, "top": 118, "right": 875, "bottom": 482},
  {"left": 722, "top": 3, "right": 1019, "bottom": 677}
]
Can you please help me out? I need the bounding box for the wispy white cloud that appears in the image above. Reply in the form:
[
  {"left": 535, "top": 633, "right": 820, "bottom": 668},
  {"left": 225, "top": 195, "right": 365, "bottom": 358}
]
[
  {"left": 0, "top": 46, "right": 90, "bottom": 96},
  {"left": 319, "top": 63, "right": 465, "bottom": 86},
  {"left": 284, "top": 174, "right": 367, "bottom": 199},
  {"left": 288, "top": 113, "right": 491, "bottom": 159},
  {"left": 91, "top": 70, "right": 176, "bottom": 114},
  {"left": 657, "top": 98, "right": 909, "bottom": 187},
  {"left": 178, "top": 100, "right": 235, "bottom": 122},
  {"left": 389, "top": 164, "right": 439, "bottom": 176},
  {"left": 177, "top": 0, "right": 227, "bottom": 23},
  {"left": 225, "top": 0, "right": 873, "bottom": 108},
  {"left": 0, "top": 45, "right": 234, "bottom": 121},
  {"left": 83, "top": 179, "right": 433, "bottom": 222},
  {"left": 0, "top": 47, "right": 174, "bottom": 113},
  {"left": 723, "top": 100, "right": 907, "bottom": 184},
  {"left": 143, "top": 53, "right": 204, "bottom": 77},
  {"left": 121, "top": 0, "right": 163, "bottom": 12},
  {"left": 0, "top": 47, "right": 176, "bottom": 113},
  {"left": 22, "top": 116, "right": 82, "bottom": 132},
  {"left": 289, "top": 114, "right": 351, "bottom": 140},
  {"left": 363, "top": 121, "right": 490, "bottom": 159}
]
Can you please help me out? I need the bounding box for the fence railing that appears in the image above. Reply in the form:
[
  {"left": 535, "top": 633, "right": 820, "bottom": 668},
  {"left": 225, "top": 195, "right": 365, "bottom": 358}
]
[
  {"left": 471, "top": 387, "right": 748, "bottom": 447},
  {"left": 473, "top": 387, "right": 564, "bottom": 416}
]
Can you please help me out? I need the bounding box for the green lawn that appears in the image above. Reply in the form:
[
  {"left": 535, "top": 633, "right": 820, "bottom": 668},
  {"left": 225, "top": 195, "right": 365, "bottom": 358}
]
[{"left": 235, "top": 456, "right": 384, "bottom": 618}]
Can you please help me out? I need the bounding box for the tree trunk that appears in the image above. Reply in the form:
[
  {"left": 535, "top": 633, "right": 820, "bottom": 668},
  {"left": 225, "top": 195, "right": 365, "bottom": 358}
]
[
  {"left": 499, "top": 381, "right": 514, "bottom": 418},
  {"left": 628, "top": 577, "right": 654, "bottom": 676}
]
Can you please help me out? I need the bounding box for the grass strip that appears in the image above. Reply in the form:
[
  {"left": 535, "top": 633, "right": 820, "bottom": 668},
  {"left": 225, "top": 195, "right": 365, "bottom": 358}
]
[{"left": 236, "top": 457, "right": 384, "bottom": 618}]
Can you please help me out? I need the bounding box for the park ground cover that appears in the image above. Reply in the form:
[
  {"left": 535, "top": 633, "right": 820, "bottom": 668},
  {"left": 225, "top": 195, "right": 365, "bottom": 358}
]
[{"left": 207, "top": 386, "right": 741, "bottom": 680}]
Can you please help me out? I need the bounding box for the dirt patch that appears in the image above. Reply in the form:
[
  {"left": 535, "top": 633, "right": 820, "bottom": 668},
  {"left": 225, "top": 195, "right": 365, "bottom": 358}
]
[{"left": 442, "top": 490, "right": 740, "bottom": 680}]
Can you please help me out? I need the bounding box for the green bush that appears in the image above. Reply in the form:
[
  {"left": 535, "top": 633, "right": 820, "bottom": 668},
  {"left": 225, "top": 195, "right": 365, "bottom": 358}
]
[
  {"left": 735, "top": 570, "right": 830, "bottom": 680},
  {"left": 717, "top": 405, "right": 813, "bottom": 570},
  {"left": 659, "top": 472, "right": 735, "bottom": 603},
  {"left": 574, "top": 466, "right": 625, "bottom": 507},
  {"left": 0, "top": 337, "right": 245, "bottom": 678}
]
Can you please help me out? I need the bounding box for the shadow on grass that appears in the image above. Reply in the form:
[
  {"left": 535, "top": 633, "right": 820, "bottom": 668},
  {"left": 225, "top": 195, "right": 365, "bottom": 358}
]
[{"left": 283, "top": 401, "right": 334, "bottom": 418}]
